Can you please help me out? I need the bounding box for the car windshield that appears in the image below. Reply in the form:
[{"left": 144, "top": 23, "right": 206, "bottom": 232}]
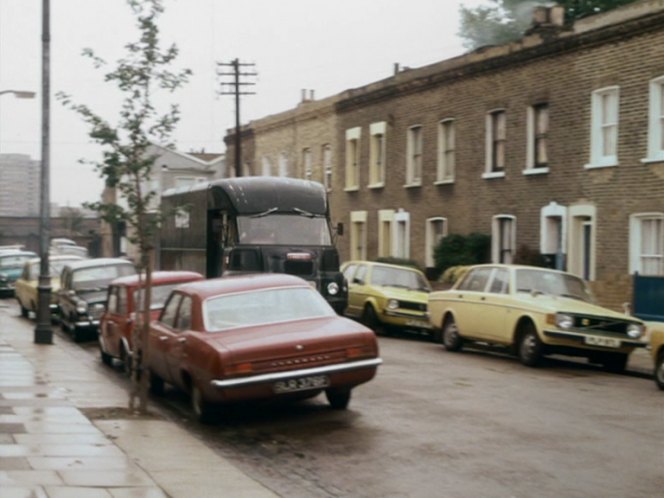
[
  {"left": 72, "top": 265, "right": 135, "bottom": 291},
  {"left": 204, "top": 286, "right": 335, "bottom": 331},
  {"left": 515, "top": 269, "right": 593, "bottom": 302},
  {"left": 237, "top": 214, "right": 332, "bottom": 246},
  {"left": 0, "top": 255, "right": 34, "bottom": 269},
  {"left": 370, "top": 266, "right": 430, "bottom": 291},
  {"left": 134, "top": 282, "right": 191, "bottom": 311}
]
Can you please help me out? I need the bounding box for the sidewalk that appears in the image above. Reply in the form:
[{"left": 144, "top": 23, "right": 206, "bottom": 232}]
[{"left": 0, "top": 300, "right": 279, "bottom": 498}]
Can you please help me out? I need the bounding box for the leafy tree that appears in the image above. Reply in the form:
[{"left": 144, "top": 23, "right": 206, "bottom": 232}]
[
  {"left": 458, "top": 0, "right": 637, "bottom": 50},
  {"left": 58, "top": 0, "right": 191, "bottom": 413}
]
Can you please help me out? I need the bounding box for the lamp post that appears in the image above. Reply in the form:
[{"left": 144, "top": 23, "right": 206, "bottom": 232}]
[{"left": 34, "top": 0, "right": 51, "bottom": 344}]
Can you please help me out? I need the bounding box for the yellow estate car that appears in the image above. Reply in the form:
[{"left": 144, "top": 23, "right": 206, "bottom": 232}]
[
  {"left": 428, "top": 264, "right": 647, "bottom": 372},
  {"left": 15, "top": 255, "right": 84, "bottom": 318},
  {"left": 648, "top": 323, "right": 664, "bottom": 390},
  {"left": 341, "top": 260, "right": 432, "bottom": 335}
]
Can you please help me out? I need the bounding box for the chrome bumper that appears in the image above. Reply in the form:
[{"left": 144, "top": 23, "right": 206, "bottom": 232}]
[
  {"left": 211, "top": 357, "right": 383, "bottom": 389},
  {"left": 543, "top": 329, "right": 647, "bottom": 348}
]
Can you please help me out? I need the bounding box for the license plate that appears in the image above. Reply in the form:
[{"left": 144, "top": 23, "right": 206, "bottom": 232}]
[
  {"left": 274, "top": 375, "right": 330, "bottom": 394},
  {"left": 584, "top": 336, "right": 621, "bottom": 348},
  {"left": 406, "top": 319, "right": 432, "bottom": 329}
]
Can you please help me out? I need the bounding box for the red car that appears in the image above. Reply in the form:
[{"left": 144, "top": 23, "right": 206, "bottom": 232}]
[
  {"left": 99, "top": 271, "right": 204, "bottom": 370},
  {"left": 146, "top": 273, "right": 382, "bottom": 422}
]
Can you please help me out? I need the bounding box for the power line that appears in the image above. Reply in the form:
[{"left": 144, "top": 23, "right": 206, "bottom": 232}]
[{"left": 217, "top": 58, "right": 256, "bottom": 177}]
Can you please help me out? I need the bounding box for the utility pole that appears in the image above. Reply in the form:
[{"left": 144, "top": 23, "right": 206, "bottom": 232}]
[{"left": 217, "top": 59, "right": 256, "bottom": 177}]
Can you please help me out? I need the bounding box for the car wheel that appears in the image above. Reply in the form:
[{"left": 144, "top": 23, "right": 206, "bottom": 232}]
[
  {"left": 602, "top": 352, "right": 628, "bottom": 374},
  {"left": 325, "top": 388, "right": 351, "bottom": 410},
  {"left": 191, "top": 384, "right": 215, "bottom": 424},
  {"left": 362, "top": 305, "right": 384, "bottom": 335},
  {"left": 442, "top": 317, "right": 463, "bottom": 351},
  {"left": 655, "top": 352, "right": 664, "bottom": 391},
  {"left": 518, "top": 322, "right": 543, "bottom": 367},
  {"left": 72, "top": 326, "right": 85, "bottom": 343},
  {"left": 148, "top": 369, "right": 164, "bottom": 396},
  {"left": 99, "top": 342, "right": 113, "bottom": 367}
]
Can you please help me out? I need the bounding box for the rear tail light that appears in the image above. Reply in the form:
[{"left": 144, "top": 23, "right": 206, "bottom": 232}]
[{"left": 226, "top": 362, "right": 253, "bottom": 376}]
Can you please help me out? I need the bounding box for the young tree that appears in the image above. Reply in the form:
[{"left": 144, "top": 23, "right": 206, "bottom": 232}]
[
  {"left": 58, "top": 0, "right": 191, "bottom": 413},
  {"left": 458, "top": 0, "right": 637, "bottom": 50}
]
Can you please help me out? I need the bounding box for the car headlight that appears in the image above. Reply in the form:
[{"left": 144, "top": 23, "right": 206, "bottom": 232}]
[
  {"left": 626, "top": 323, "right": 644, "bottom": 339},
  {"left": 387, "top": 299, "right": 399, "bottom": 310},
  {"left": 327, "top": 282, "right": 339, "bottom": 296},
  {"left": 555, "top": 313, "right": 574, "bottom": 329},
  {"left": 76, "top": 301, "right": 88, "bottom": 314}
]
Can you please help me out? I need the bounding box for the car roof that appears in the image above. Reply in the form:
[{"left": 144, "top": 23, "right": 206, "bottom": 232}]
[
  {"left": 343, "top": 260, "right": 425, "bottom": 274},
  {"left": 465, "top": 263, "right": 571, "bottom": 275},
  {"left": 26, "top": 255, "right": 85, "bottom": 264},
  {"left": 62, "top": 257, "right": 135, "bottom": 270},
  {"left": 0, "top": 250, "right": 38, "bottom": 258},
  {"left": 174, "top": 273, "right": 310, "bottom": 300},
  {"left": 109, "top": 271, "right": 204, "bottom": 287}
]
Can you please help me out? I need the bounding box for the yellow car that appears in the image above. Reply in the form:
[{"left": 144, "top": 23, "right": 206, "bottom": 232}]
[
  {"left": 428, "top": 264, "right": 647, "bottom": 372},
  {"left": 15, "top": 255, "right": 84, "bottom": 318},
  {"left": 341, "top": 260, "right": 432, "bottom": 336},
  {"left": 648, "top": 323, "right": 664, "bottom": 390}
]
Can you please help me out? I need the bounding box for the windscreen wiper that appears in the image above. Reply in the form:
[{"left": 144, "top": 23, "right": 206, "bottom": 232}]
[
  {"left": 250, "top": 207, "right": 279, "bottom": 218},
  {"left": 293, "top": 207, "right": 316, "bottom": 218}
]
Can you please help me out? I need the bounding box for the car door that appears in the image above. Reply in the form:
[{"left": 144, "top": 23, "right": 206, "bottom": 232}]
[
  {"left": 476, "top": 268, "right": 512, "bottom": 343},
  {"left": 149, "top": 293, "right": 183, "bottom": 383},
  {"left": 451, "top": 267, "right": 493, "bottom": 339},
  {"left": 164, "top": 295, "right": 193, "bottom": 387},
  {"left": 100, "top": 285, "right": 126, "bottom": 358}
]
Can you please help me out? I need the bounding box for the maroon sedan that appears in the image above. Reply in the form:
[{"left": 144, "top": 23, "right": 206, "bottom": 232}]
[
  {"left": 99, "top": 271, "right": 204, "bottom": 370},
  {"left": 146, "top": 273, "right": 382, "bottom": 422}
]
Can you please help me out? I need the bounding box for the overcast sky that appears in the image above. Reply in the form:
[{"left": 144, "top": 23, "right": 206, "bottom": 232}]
[{"left": 0, "top": 0, "right": 480, "bottom": 207}]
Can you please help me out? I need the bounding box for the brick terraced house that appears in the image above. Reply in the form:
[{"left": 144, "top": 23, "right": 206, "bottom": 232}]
[{"left": 224, "top": 0, "right": 664, "bottom": 311}]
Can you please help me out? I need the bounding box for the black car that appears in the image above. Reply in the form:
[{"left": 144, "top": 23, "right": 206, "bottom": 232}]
[{"left": 56, "top": 258, "right": 136, "bottom": 341}]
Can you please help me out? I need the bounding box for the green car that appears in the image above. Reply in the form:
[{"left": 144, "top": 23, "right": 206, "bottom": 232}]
[
  {"left": 0, "top": 250, "right": 38, "bottom": 298},
  {"left": 341, "top": 260, "right": 432, "bottom": 336}
]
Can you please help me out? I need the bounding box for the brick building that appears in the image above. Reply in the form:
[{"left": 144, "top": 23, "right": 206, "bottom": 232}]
[{"left": 225, "top": 0, "right": 664, "bottom": 311}]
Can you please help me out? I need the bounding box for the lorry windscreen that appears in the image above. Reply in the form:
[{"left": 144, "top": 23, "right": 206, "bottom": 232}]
[{"left": 237, "top": 214, "right": 332, "bottom": 246}]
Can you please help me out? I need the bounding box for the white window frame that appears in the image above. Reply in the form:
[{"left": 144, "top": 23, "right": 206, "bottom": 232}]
[
  {"left": 393, "top": 210, "right": 411, "bottom": 258},
  {"left": 436, "top": 119, "right": 455, "bottom": 184},
  {"left": 405, "top": 125, "right": 423, "bottom": 187},
  {"left": 567, "top": 204, "right": 596, "bottom": 281},
  {"left": 350, "top": 210, "right": 368, "bottom": 260},
  {"left": 643, "top": 76, "right": 664, "bottom": 163},
  {"left": 484, "top": 109, "right": 507, "bottom": 179},
  {"left": 629, "top": 213, "right": 664, "bottom": 275},
  {"left": 302, "top": 147, "right": 312, "bottom": 180},
  {"left": 345, "top": 127, "right": 361, "bottom": 191},
  {"left": 586, "top": 86, "right": 619, "bottom": 169},
  {"left": 322, "top": 144, "right": 332, "bottom": 191},
  {"left": 540, "top": 202, "right": 567, "bottom": 270},
  {"left": 378, "top": 209, "right": 395, "bottom": 258},
  {"left": 524, "top": 103, "right": 549, "bottom": 175},
  {"left": 369, "top": 122, "right": 386, "bottom": 188},
  {"left": 425, "top": 217, "right": 448, "bottom": 267},
  {"left": 491, "top": 215, "right": 516, "bottom": 264}
]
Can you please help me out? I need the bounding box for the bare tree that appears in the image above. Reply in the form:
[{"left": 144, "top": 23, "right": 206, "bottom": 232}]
[{"left": 58, "top": 0, "right": 191, "bottom": 413}]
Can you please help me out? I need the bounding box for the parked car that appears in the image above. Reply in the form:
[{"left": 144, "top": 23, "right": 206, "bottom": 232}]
[
  {"left": 99, "top": 270, "right": 204, "bottom": 370},
  {"left": 145, "top": 273, "right": 382, "bottom": 423},
  {"left": 14, "top": 255, "right": 84, "bottom": 318},
  {"left": 428, "top": 264, "right": 647, "bottom": 372},
  {"left": 0, "top": 250, "right": 38, "bottom": 298},
  {"left": 649, "top": 322, "right": 664, "bottom": 390},
  {"left": 50, "top": 238, "right": 89, "bottom": 258},
  {"left": 57, "top": 258, "right": 136, "bottom": 341},
  {"left": 341, "top": 260, "right": 432, "bottom": 336}
]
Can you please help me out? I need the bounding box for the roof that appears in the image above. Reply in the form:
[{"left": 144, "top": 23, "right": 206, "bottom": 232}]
[
  {"left": 343, "top": 260, "right": 426, "bottom": 274},
  {"left": 109, "top": 270, "right": 204, "bottom": 287},
  {"left": 62, "top": 258, "right": 135, "bottom": 271},
  {"left": 0, "top": 251, "right": 37, "bottom": 258},
  {"left": 174, "top": 273, "right": 310, "bottom": 300}
]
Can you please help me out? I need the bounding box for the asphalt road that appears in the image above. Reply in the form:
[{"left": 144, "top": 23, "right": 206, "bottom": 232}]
[{"left": 72, "top": 326, "right": 664, "bottom": 498}]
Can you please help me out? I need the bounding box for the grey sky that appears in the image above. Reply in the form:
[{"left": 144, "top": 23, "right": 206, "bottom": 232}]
[{"left": 0, "top": 0, "right": 478, "bottom": 207}]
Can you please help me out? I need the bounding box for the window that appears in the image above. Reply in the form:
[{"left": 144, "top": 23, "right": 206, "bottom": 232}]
[
  {"left": 425, "top": 217, "right": 448, "bottom": 268},
  {"left": 302, "top": 148, "right": 312, "bottom": 180},
  {"left": 587, "top": 86, "right": 619, "bottom": 168},
  {"left": 322, "top": 144, "right": 332, "bottom": 191},
  {"left": 568, "top": 205, "right": 596, "bottom": 280},
  {"left": 645, "top": 76, "right": 664, "bottom": 163},
  {"left": 489, "top": 268, "right": 510, "bottom": 294},
  {"left": 436, "top": 119, "right": 455, "bottom": 183},
  {"left": 540, "top": 201, "right": 567, "bottom": 270},
  {"left": 630, "top": 213, "right": 664, "bottom": 275},
  {"left": 369, "top": 122, "right": 386, "bottom": 187},
  {"left": 406, "top": 125, "right": 423, "bottom": 186},
  {"left": 525, "top": 103, "right": 549, "bottom": 173},
  {"left": 394, "top": 210, "right": 411, "bottom": 258},
  {"left": 177, "top": 296, "right": 192, "bottom": 331},
  {"left": 278, "top": 152, "right": 289, "bottom": 177},
  {"left": 261, "top": 156, "right": 272, "bottom": 176},
  {"left": 350, "top": 210, "right": 367, "bottom": 260},
  {"left": 458, "top": 267, "right": 492, "bottom": 292},
  {"left": 492, "top": 215, "right": 515, "bottom": 264},
  {"left": 484, "top": 110, "right": 506, "bottom": 178},
  {"left": 378, "top": 209, "right": 395, "bottom": 258},
  {"left": 345, "top": 127, "right": 361, "bottom": 190}
]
